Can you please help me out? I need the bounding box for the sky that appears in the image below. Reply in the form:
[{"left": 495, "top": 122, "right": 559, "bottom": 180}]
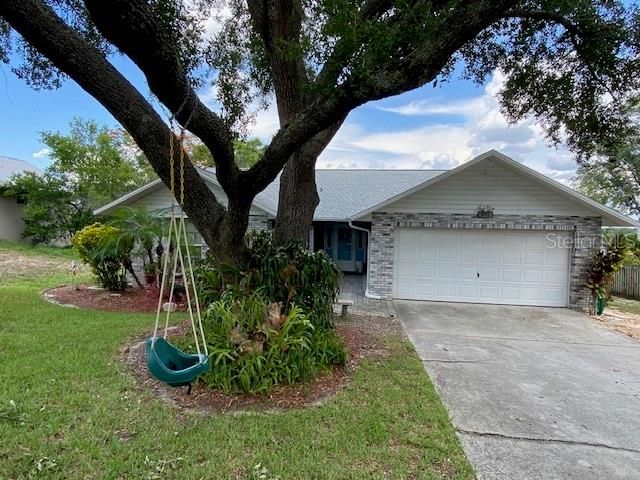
[{"left": 0, "top": 52, "right": 577, "bottom": 184}]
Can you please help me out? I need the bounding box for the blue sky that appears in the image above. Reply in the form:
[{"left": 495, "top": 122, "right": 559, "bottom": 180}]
[{"left": 0, "top": 52, "right": 576, "bottom": 183}]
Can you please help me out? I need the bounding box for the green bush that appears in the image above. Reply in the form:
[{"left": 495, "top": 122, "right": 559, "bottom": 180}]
[
  {"left": 197, "top": 231, "right": 341, "bottom": 329},
  {"left": 181, "top": 294, "right": 345, "bottom": 393},
  {"left": 193, "top": 232, "right": 346, "bottom": 393},
  {"left": 72, "top": 223, "right": 131, "bottom": 291}
]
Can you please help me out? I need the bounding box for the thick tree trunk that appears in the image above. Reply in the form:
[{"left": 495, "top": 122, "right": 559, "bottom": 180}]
[
  {"left": 274, "top": 151, "right": 319, "bottom": 244},
  {"left": 273, "top": 123, "right": 344, "bottom": 244},
  {"left": 209, "top": 199, "right": 252, "bottom": 267}
]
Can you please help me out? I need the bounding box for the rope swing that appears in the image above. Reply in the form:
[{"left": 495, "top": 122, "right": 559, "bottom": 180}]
[{"left": 144, "top": 122, "right": 210, "bottom": 392}]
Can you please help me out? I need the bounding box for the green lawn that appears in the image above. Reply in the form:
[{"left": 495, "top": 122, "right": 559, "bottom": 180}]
[
  {"left": 0, "top": 242, "right": 472, "bottom": 479},
  {"left": 608, "top": 296, "right": 640, "bottom": 316}
]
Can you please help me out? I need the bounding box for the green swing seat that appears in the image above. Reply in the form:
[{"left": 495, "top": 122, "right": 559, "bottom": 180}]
[{"left": 145, "top": 337, "right": 209, "bottom": 387}]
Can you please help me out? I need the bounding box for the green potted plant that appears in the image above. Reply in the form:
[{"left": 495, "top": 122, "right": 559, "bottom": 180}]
[
  {"left": 586, "top": 243, "right": 626, "bottom": 315},
  {"left": 143, "top": 262, "right": 157, "bottom": 285}
]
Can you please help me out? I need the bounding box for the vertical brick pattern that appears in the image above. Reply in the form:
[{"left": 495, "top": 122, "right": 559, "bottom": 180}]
[
  {"left": 368, "top": 213, "right": 602, "bottom": 311},
  {"left": 568, "top": 217, "right": 602, "bottom": 311}
]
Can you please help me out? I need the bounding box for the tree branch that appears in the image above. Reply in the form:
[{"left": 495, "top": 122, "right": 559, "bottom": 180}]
[
  {"left": 0, "top": 0, "right": 227, "bottom": 244},
  {"left": 245, "top": 0, "right": 519, "bottom": 191},
  {"left": 81, "top": 0, "right": 240, "bottom": 189},
  {"left": 501, "top": 8, "right": 617, "bottom": 99}
]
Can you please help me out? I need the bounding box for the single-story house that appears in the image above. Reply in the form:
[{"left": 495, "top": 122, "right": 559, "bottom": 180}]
[
  {"left": 0, "top": 156, "right": 42, "bottom": 241},
  {"left": 95, "top": 150, "right": 638, "bottom": 311}
]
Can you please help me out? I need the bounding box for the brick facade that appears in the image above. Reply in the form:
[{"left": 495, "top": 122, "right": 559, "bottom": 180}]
[{"left": 368, "top": 212, "right": 601, "bottom": 311}]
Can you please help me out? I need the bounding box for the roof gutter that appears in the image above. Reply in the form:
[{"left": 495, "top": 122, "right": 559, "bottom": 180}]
[{"left": 348, "top": 220, "right": 382, "bottom": 300}]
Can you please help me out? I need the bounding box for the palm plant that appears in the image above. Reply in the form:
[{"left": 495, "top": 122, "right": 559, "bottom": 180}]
[{"left": 108, "top": 206, "right": 164, "bottom": 272}]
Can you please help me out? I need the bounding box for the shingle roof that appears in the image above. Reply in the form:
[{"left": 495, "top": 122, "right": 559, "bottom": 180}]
[
  {"left": 255, "top": 169, "right": 445, "bottom": 221},
  {"left": 96, "top": 166, "right": 446, "bottom": 220},
  {"left": 0, "top": 156, "right": 43, "bottom": 183}
]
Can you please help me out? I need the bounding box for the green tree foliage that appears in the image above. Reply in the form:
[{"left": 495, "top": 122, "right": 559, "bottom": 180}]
[
  {"left": 2, "top": 0, "right": 640, "bottom": 262},
  {"left": 186, "top": 135, "right": 265, "bottom": 169},
  {"left": 575, "top": 139, "right": 640, "bottom": 216},
  {"left": 42, "top": 118, "right": 156, "bottom": 207},
  {"left": 1, "top": 171, "right": 93, "bottom": 244},
  {"left": 2, "top": 118, "right": 157, "bottom": 243}
]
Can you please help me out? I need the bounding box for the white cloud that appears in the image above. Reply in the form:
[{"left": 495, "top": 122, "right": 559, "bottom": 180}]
[
  {"left": 378, "top": 96, "right": 489, "bottom": 118},
  {"left": 317, "top": 71, "right": 578, "bottom": 182},
  {"left": 249, "top": 102, "right": 280, "bottom": 141},
  {"left": 32, "top": 148, "right": 51, "bottom": 159}
]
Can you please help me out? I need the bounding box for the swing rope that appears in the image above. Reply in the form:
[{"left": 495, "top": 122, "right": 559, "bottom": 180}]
[{"left": 151, "top": 121, "right": 208, "bottom": 357}]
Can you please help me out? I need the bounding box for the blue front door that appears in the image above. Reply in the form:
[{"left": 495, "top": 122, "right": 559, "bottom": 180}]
[{"left": 336, "top": 226, "right": 355, "bottom": 271}]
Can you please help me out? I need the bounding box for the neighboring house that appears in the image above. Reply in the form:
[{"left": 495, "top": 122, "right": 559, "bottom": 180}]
[
  {"left": 95, "top": 150, "right": 638, "bottom": 311},
  {"left": 0, "top": 156, "right": 42, "bottom": 242}
]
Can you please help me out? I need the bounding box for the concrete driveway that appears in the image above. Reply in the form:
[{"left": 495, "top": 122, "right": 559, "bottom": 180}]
[{"left": 395, "top": 301, "right": 640, "bottom": 480}]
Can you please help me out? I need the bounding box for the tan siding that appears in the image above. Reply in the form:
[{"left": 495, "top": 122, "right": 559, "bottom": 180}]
[
  {"left": 386, "top": 159, "right": 597, "bottom": 216},
  {"left": 129, "top": 183, "right": 266, "bottom": 215},
  {"left": 0, "top": 197, "right": 25, "bottom": 241}
]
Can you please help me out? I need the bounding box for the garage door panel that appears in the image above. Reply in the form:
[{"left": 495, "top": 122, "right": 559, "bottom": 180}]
[
  {"left": 523, "top": 251, "right": 545, "bottom": 265},
  {"left": 459, "top": 267, "right": 478, "bottom": 280},
  {"left": 546, "top": 248, "right": 569, "bottom": 265},
  {"left": 438, "top": 248, "right": 457, "bottom": 261},
  {"left": 394, "top": 228, "right": 569, "bottom": 307},
  {"left": 544, "top": 270, "right": 567, "bottom": 284},
  {"left": 522, "top": 270, "right": 544, "bottom": 282},
  {"left": 502, "top": 251, "right": 521, "bottom": 265},
  {"left": 479, "top": 285, "right": 500, "bottom": 299},
  {"left": 502, "top": 270, "right": 521, "bottom": 282},
  {"left": 458, "top": 284, "right": 479, "bottom": 298},
  {"left": 436, "top": 264, "right": 456, "bottom": 279},
  {"left": 459, "top": 250, "right": 478, "bottom": 264},
  {"left": 479, "top": 250, "right": 500, "bottom": 264}
]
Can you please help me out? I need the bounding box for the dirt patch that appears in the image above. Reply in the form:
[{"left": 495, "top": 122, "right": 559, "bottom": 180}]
[
  {"left": 593, "top": 308, "right": 640, "bottom": 341},
  {"left": 43, "top": 284, "right": 188, "bottom": 313},
  {"left": 121, "top": 315, "right": 404, "bottom": 413},
  {"left": 0, "top": 250, "right": 86, "bottom": 282}
]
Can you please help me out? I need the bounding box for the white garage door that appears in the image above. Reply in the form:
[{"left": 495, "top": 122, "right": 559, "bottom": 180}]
[{"left": 393, "top": 229, "right": 570, "bottom": 307}]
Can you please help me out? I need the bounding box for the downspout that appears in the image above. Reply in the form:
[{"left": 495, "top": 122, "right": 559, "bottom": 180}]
[{"left": 348, "top": 220, "right": 382, "bottom": 299}]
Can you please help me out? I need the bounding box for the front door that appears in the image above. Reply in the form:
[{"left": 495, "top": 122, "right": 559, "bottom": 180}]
[{"left": 336, "top": 226, "right": 355, "bottom": 271}]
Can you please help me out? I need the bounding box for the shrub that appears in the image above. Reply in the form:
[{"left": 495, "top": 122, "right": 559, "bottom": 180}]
[
  {"left": 182, "top": 294, "right": 345, "bottom": 393},
  {"left": 197, "top": 231, "right": 341, "bottom": 329},
  {"left": 72, "top": 223, "right": 130, "bottom": 291},
  {"left": 192, "top": 232, "right": 346, "bottom": 393}
]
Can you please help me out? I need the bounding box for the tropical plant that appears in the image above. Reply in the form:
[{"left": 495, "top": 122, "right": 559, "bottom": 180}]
[
  {"left": 107, "top": 207, "right": 164, "bottom": 267},
  {"left": 72, "top": 223, "right": 132, "bottom": 291},
  {"left": 197, "top": 231, "right": 341, "bottom": 328},
  {"left": 181, "top": 294, "right": 345, "bottom": 393},
  {"left": 3, "top": 1, "right": 639, "bottom": 266},
  {"left": 586, "top": 241, "right": 628, "bottom": 312}
]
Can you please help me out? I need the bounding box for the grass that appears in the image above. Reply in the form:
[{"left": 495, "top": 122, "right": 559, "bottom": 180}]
[
  {"left": 0, "top": 239, "right": 77, "bottom": 259},
  {"left": 0, "top": 241, "right": 473, "bottom": 479},
  {"left": 608, "top": 296, "right": 640, "bottom": 315}
]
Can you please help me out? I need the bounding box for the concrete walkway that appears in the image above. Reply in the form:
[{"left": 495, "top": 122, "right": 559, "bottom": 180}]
[
  {"left": 339, "top": 274, "right": 397, "bottom": 318},
  {"left": 395, "top": 300, "right": 640, "bottom": 480}
]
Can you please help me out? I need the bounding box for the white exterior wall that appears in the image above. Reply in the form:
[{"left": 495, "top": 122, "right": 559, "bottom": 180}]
[
  {"left": 0, "top": 197, "right": 25, "bottom": 242},
  {"left": 387, "top": 158, "right": 597, "bottom": 216},
  {"left": 129, "top": 183, "right": 266, "bottom": 216}
]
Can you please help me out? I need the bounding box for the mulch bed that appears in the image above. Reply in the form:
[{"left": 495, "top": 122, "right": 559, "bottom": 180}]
[
  {"left": 43, "top": 284, "right": 187, "bottom": 313},
  {"left": 121, "top": 315, "right": 402, "bottom": 413},
  {"left": 43, "top": 284, "right": 406, "bottom": 413},
  {"left": 592, "top": 309, "right": 640, "bottom": 341}
]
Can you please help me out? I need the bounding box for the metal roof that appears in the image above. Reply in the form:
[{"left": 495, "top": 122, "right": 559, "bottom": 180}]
[{"left": 0, "top": 156, "right": 42, "bottom": 182}]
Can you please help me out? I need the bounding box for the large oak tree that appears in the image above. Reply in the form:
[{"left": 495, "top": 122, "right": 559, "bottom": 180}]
[{"left": 1, "top": 0, "right": 639, "bottom": 265}]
